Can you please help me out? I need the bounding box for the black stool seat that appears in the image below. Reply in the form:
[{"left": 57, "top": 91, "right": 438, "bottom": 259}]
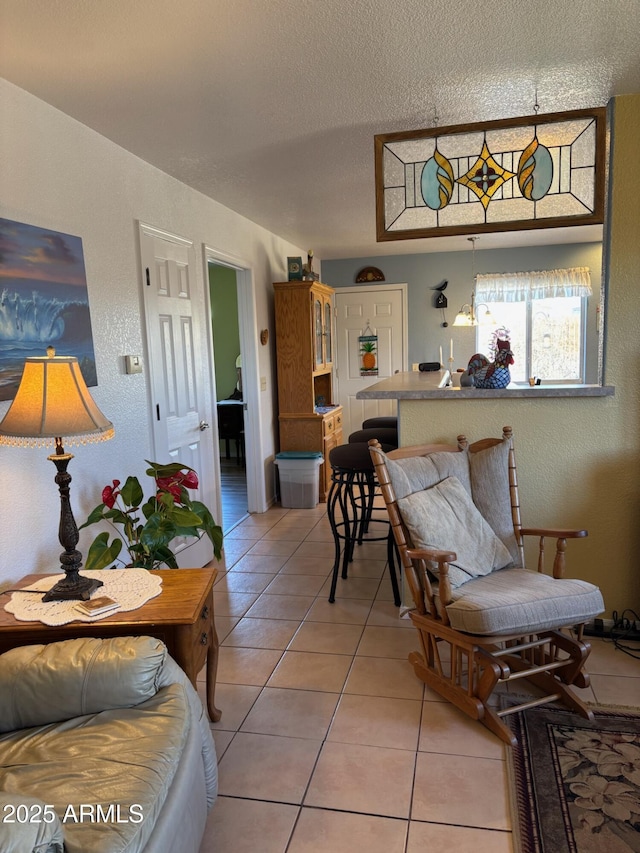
[
  {"left": 362, "top": 416, "right": 398, "bottom": 431},
  {"left": 331, "top": 442, "right": 391, "bottom": 469},
  {"left": 327, "top": 442, "right": 400, "bottom": 606},
  {"left": 348, "top": 427, "right": 398, "bottom": 449}
]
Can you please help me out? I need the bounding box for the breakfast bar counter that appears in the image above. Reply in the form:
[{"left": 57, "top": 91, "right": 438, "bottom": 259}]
[{"left": 356, "top": 370, "right": 614, "bottom": 401}]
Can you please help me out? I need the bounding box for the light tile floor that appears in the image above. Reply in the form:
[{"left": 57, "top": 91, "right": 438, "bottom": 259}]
[{"left": 198, "top": 504, "right": 640, "bottom": 853}]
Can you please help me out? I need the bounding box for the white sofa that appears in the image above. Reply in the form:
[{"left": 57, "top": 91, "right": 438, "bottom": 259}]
[{"left": 0, "top": 636, "right": 217, "bottom": 853}]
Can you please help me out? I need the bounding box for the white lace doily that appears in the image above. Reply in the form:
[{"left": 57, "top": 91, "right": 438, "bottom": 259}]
[{"left": 4, "top": 569, "right": 163, "bottom": 626}]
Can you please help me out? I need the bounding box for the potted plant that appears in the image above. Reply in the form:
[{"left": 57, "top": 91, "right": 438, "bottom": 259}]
[{"left": 80, "top": 461, "right": 223, "bottom": 570}]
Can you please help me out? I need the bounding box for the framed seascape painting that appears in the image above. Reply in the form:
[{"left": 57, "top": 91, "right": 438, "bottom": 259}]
[{"left": 0, "top": 218, "right": 98, "bottom": 402}]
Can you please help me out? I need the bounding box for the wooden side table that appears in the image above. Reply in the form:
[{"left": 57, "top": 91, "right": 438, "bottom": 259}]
[{"left": 0, "top": 568, "right": 221, "bottom": 722}]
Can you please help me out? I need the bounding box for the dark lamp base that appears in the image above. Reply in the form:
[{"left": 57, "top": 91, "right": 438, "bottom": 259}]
[{"left": 42, "top": 573, "right": 104, "bottom": 602}]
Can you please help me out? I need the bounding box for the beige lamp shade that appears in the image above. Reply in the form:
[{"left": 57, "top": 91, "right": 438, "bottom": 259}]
[{"left": 0, "top": 353, "right": 114, "bottom": 447}]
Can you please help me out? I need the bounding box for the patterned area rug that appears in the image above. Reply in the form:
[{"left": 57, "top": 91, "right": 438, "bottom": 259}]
[{"left": 507, "top": 705, "right": 640, "bottom": 852}]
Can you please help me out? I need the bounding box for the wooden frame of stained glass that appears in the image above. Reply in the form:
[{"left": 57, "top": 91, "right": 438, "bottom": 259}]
[{"left": 374, "top": 107, "right": 607, "bottom": 242}]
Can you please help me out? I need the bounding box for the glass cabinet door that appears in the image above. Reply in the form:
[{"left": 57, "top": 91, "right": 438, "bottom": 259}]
[
  {"left": 324, "top": 299, "right": 332, "bottom": 365},
  {"left": 314, "top": 297, "right": 323, "bottom": 368}
]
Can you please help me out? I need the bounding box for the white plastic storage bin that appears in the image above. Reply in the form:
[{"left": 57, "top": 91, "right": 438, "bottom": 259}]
[{"left": 275, "top": 452, "right": 323, "bottom": 508}]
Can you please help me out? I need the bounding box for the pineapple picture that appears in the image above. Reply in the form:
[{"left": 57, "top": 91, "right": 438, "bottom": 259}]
[{"left": 360, "top": 337, "right": 378, "bottom": 374}]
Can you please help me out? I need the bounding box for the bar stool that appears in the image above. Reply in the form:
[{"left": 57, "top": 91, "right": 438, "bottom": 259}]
[
  {"left": 327, "top": 441, "right": 400, "bottom": 606},
  {"left": 347, "top": 427, "right": 398, "bottom": 540},
  {"left": 361, "top": 416, "right": 398, "bottom": 431},
  {"left": 348, "top": 427, "right": 398, "bottom": 448}
]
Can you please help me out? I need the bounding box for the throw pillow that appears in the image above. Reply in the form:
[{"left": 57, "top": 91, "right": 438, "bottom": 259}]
[
  {"left": 385, "top": 449, "right": 471, "bottom": 500},
  {"left": 469, "top": 439, "right": 521, "bottom": 566},
  {"left": 397, "top": 475, "right": 513, "bottom": 588}
]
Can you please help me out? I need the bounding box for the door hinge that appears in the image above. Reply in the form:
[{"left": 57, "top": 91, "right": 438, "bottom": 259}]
[{"left": 146, "top": 267, "right": 151, "bottom": 287}]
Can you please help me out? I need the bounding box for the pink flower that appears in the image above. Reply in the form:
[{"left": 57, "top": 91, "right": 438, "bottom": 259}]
[{"left": 102, "top": 480, "right": 121, "bottom": 509}]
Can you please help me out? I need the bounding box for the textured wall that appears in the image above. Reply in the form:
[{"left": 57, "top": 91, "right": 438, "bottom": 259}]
[
  {"left": 0, "top": 79, "right": 305, "bottom": 587},
  {"left": 399, "top": 95, "right": 640, "bottom": 618}
]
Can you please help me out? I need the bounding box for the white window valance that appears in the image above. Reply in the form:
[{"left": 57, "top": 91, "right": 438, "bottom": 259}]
[{"left": 475, "top": 267, "right": 592, "bottom": 302}]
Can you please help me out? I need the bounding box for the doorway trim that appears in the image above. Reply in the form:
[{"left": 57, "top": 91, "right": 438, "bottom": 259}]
[{"left": 203, "top": 244, "right": 266, "bottom": 514}]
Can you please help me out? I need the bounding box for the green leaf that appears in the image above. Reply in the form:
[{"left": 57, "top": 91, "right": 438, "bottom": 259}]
[
  {"left": 145, "top": 460, "right": 195, "bottom": 477},
  {"left": 104, "top": 508, "right": 133, "bottom": 527},
  {"left": 128, "top": 543, "right": 148, "bottom": 559},
  {"left": 191, "top": 500, "right": 224, "bottom": 558},
  {"left": 120, "top": 475, "right": 144, "bottom": 508},
  {"left": 79, "top": 503, "right": 109, "bottom": 529},
  {"left": 84, "top": 532, "right": 123, "bottom": 570},
  {"left": 140, "top": 512, "right": 176, "bottom": 548},
  {"left": 141, "top": 497, "right": 157, "bottom": 520},
  {"left": 157, "top": 491, "right": 176, "bottom": 511},
  {"left": 151, "top": 544, "right": 179, "bottom": 569},
  {"left": 170, "top": 506, "right": 204, "bottom": 527}
]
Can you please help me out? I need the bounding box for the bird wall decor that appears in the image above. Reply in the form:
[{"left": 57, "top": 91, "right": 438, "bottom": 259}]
[{"left": 465, "top": 338, "right": 514, "bottom": 389}]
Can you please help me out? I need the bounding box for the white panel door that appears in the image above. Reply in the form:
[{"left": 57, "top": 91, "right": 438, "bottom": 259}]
[
  {"left": 334, "top": 285, "right": 407, "bottom": 438},
  {"left": 139, "top": 223, "right": 216, "bottom": 567}
]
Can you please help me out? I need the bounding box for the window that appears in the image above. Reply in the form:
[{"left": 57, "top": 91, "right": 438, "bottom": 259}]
[{"left": 474, "top": 268, "right": 591, "bottom": 384}]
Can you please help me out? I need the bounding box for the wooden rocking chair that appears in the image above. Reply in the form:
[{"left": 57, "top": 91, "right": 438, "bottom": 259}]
[{"left": 369, "top": 426, "right": 604, "bottom": 746}]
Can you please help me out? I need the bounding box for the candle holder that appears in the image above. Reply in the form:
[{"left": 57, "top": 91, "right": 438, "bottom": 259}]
[{"left": 448, "top": 356, "right": 455, "bottom": 385}]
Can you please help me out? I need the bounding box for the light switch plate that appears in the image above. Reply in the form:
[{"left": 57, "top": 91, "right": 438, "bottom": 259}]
[{"left": 125, "top": 355, "right": 143, "bottom": 374}]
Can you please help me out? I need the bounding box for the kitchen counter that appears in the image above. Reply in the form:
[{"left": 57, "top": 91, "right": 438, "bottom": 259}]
[{"left": 356, "top": 370, "right": 614, "bottom": 400}]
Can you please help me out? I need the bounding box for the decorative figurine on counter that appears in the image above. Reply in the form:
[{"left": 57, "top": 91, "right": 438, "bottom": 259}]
[{"left": 466, "top": 338, "right": 514, "bottom": 389}]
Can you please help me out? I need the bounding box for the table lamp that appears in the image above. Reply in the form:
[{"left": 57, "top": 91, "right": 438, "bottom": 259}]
[{"left": 0, "top": 348, "right": 114, "bottom": 601}]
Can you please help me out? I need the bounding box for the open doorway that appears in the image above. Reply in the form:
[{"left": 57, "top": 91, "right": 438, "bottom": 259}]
[
  {"left": 204, "top": 244, "right": 267, "bottom": 525},
  {"left": 208, "top": 262, "right": 248, "bottom": 531}
]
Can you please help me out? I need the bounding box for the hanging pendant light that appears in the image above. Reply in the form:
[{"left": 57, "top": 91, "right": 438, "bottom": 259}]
[{"left": 453, "top": 237, "right": 479, "bottom": 326}]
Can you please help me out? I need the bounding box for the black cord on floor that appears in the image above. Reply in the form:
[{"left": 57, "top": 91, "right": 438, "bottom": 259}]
[{"left": 611, "top": 608, "right": 640, "bottom": 659}]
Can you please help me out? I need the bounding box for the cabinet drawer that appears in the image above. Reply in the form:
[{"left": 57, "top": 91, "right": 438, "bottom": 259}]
[
  {"left": 189, "top": 599, "right": 213, "bottom": 673},
  {"left": 323, "top": 408, "right": 342, "bottom": 438}
]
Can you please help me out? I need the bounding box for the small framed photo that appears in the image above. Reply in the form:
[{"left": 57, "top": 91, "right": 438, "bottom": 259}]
[{"left": 287, "top": 257, "right": 303, "bottom": 281}]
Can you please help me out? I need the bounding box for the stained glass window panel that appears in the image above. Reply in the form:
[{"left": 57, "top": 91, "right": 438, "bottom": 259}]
[{"left": 375, "top": 108, "right": 606, "bottom": 241}]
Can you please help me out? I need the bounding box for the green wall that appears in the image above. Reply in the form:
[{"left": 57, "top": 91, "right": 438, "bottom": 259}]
[{"left": 209, "top": 264, "right": 240, "bottom": 400}]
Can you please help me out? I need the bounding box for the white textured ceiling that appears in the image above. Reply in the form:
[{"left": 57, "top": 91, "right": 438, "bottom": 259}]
[{"left": 1, "top": 0, "right": 639, "bottom": 258}]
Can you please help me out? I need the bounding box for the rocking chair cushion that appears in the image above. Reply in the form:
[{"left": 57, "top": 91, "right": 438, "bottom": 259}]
[
  {"left": 385, "top": 451, "right": 471, "bottom": 500},
  {"left": 469, "top": 439, "right": 521, "bottom": 566},
  {"left": 441, "top": 568, "right": 605, "bottom": 635},
  {"left": 397, "top": 475, "right": 512, "bottom": 588}
]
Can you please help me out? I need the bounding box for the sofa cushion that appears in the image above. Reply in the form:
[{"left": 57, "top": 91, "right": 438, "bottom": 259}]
[
  {"left": 441, "top": 568, "right": 605, "bottom": 635},
  {"left": 397, "top": 475, "right": 512, "bottom": 588},
  {"left": 0, "top": 636, "right": 166, "bottom": 733},
  {"left": 0, "top": 793, "right": 64, "bottom": 853},
  {"left": 0, "top": 683, "right": 191, "bottom": 853}
]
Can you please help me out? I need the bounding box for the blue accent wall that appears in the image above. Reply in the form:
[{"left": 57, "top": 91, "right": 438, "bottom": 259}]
[{"left": 322, "top": 242, "right": 601, "bottom": 381}]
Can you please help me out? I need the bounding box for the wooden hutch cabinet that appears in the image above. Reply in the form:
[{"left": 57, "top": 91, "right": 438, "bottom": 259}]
[{"left": 274, "top": 280, "right": 343, "bottom": 501}]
